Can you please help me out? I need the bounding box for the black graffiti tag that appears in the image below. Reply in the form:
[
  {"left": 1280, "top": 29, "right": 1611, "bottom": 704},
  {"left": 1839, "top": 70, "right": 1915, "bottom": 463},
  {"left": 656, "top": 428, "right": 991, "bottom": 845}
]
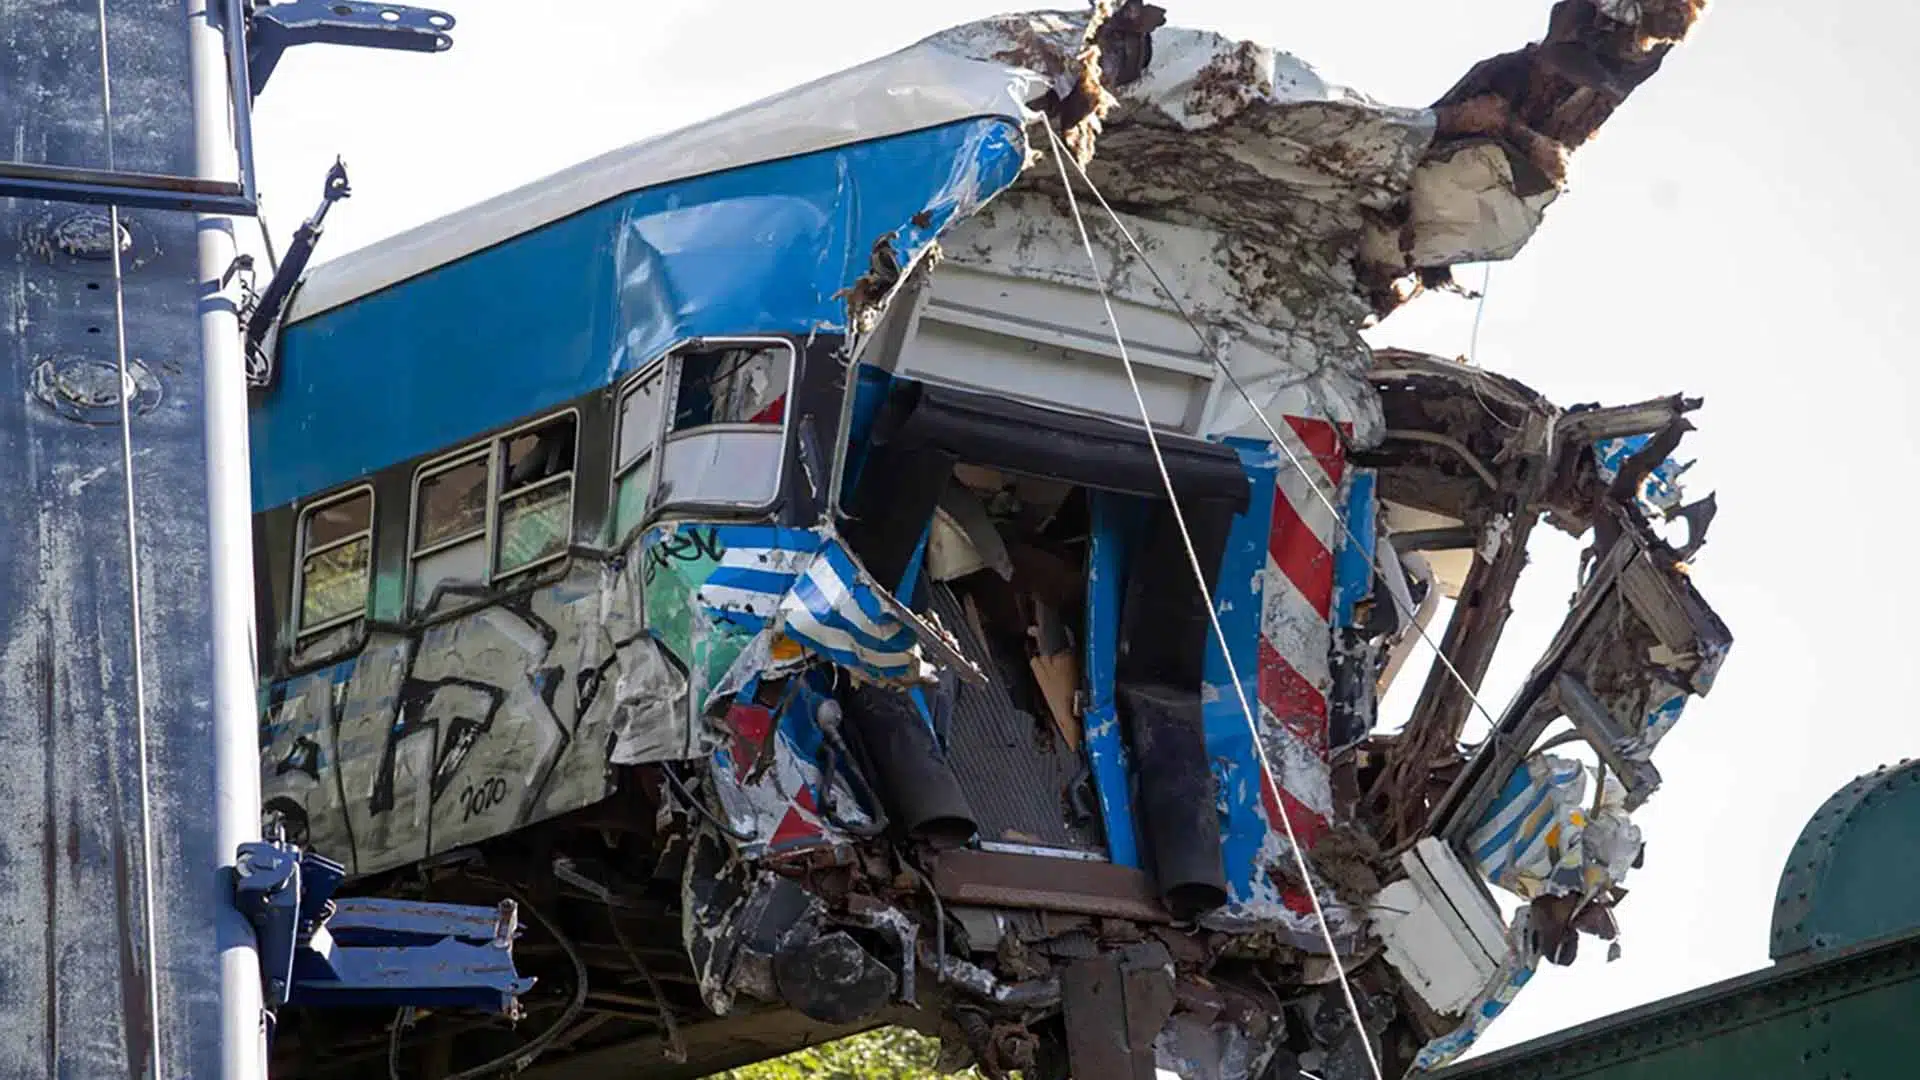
[
  {"left": 641, "top": 526, "right": 722, "bottom": 586},
  {"left": 370, "top": 676, "right": 504, "bottom": 815},
  {"left": 458, "top": 776, "right": 509, "bottom": 821}
]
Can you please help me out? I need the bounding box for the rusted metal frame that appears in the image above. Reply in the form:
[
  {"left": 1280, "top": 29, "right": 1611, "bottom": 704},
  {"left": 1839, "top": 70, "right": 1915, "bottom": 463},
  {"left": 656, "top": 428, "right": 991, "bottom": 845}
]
[
  {"left": 516, "top": 1001, "right": 909, "bottom": 1080},
  {"left": 1371, "top": 389, "right": 1578, "bottom": 849},
  {"left": 927, "top": 848, "right": 1172, "bottom": 924},
  {"left": 1425, "top": 529, "right": 1642, "bottom": 844},
  {"left": 1374, "top": 496, "right": 1541, "bottom": 846},
  {"left": 1552, "top": 673, "right": 1660, "bottom": 808},
  {"left": 1060, "top": 947, "right": 1177, "bottom": 1080},
  {"left": 1554, "top": 394, "right": 1701, "bottom": 445}
]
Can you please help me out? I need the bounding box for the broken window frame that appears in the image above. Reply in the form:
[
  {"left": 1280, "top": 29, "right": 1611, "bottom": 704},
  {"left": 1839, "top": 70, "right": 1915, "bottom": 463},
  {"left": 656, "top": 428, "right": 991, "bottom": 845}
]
[
  {"left": 495, "top": 413, "right": 580, "bottom": 580},
  {"left": 291, "top": 485, "right": 375, "bottom": 648},
  {"left": 406, "top": 407, "right": 580, "bottom": 618},
  {"left": 611, "top": 359, "right": 669, "bottom": 544},
  {"left": 614, "top": 336, "right": 796, "bottom": 525}
]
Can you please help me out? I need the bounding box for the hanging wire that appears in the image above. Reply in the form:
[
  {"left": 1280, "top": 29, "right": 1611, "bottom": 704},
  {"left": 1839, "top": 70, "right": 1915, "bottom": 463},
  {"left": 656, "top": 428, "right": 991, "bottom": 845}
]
[
  {"left": 1042, "top": 119, "right": 1384, "bottom": 1080},
  {"left": 1468, "top": 262, "right": 1492, "bottom": 361},
  {"left": 255, "top": 192, "right": 282, "bottom": 275},
  {"left": 93, "top": 5, "right": 166, "bottom": 1075},
  {"left": 604, "top": 905, "right": 687, "bottom": 1062},
  {"left": 1047, "top": 130, "right": 1507, "bottom": 739},
  {"left": 1464, "top": 262, "right": 1521, "bottom": 432}
]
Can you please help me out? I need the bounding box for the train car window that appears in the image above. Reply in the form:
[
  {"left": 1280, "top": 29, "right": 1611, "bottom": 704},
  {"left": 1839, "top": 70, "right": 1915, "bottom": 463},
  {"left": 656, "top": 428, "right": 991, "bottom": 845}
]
[
  {"left": 670, "top": 346, "right": 788, "bottom": 430},
  {"left": 416, "top": 454, "right": 488, "bottom": 550},
  {"left": 408, "top": 411, "right": 580, "bottom": 617},
  {"left": 613, "top": 368, "right": 665, "bottom": 537},
  {"left": 497, "top": 414, "right": 576, "bottom": 577},
  {"left": 295, "top": 488, "right": 373, "bottom": 642},
  {"left": 656, "top": 342, "right": 792, "bottom": 512}
]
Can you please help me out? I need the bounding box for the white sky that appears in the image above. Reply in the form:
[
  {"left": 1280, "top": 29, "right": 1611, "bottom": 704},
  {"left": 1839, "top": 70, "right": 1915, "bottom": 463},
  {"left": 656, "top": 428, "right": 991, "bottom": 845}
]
[{"left": 248, "top": 0, "right": 1920, "bottom": 1061}]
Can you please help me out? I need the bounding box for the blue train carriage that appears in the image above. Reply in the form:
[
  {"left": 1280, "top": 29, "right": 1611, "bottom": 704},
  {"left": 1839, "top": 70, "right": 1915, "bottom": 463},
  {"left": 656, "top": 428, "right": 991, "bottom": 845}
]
[{"left": 247, "top": 6, "right": 1729, "bottom": 1078}]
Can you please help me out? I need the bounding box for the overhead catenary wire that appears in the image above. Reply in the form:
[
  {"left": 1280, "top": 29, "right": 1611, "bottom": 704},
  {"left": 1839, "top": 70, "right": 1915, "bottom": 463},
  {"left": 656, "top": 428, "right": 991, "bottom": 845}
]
[
  {"left": 1041, "top": 118, "right": 1385, "bottom": 1080},
  {"left": 1047, "top": 133, "right": 1507, "bottom": 741}
]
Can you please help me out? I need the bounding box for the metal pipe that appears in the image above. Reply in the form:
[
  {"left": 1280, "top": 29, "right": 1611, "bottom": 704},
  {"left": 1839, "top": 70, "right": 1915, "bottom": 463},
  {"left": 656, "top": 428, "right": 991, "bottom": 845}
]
[
  {"left": 1381, "top": 429, "right": 1500, "bottom": 491},
  {"left": 187, "top": 1, "right": 268, "bottom": 1076}
]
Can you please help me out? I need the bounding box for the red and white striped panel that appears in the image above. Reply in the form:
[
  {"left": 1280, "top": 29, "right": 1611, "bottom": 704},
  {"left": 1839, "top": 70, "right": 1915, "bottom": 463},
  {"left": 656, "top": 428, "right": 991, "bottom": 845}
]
[{"left": 1254, "top": 415, "right": 1347, "bottom": 860}]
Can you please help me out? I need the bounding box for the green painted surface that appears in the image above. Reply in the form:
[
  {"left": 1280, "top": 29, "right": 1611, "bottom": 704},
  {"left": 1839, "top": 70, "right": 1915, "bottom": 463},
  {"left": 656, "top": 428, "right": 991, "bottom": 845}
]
[
  {"left": 372, "top": 566, "right": 405, "bottom": 623},
  {"left": 1436, "top": 760, "right": 1920, "bottom": 1080},
  {"left": 1772, "top": 759, "right": 1920, "bottom": 961},
  {"left": 639, "top": 523, "right": 753, "bottom": 699},
  {"left": 1434, "top": 931, "right": 1920, "bottom": 1080}
]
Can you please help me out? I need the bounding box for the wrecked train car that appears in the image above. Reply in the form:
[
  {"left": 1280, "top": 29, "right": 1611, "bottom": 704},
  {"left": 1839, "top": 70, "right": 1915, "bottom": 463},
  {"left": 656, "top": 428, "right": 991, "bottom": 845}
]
[{"left": 250, "top": 3, "right": 1726, "bottom": 1077}]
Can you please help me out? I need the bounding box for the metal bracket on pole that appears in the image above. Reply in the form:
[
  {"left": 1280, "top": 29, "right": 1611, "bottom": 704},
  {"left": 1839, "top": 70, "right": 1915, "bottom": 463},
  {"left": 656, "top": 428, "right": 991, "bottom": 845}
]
[
  {"left": 233, "top": 840, "right": 533, "bottom": 1019},
  {"left": 247, "top": 1, "right": 457, "bottom": 96},
  {"left": 245, "top": 158, "right": 351, "bottom": 388}
]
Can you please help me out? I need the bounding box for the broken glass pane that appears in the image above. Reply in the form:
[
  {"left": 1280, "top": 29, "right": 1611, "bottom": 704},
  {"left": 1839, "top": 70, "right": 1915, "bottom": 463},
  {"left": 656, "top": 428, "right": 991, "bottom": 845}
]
[
  {"left": 503, "top": 414, "right": 576, "bottom": 492},
  {"left": 671, "top": 346, "right": 789, "bottom": 432},
  {"left": 614, "top": 457, "right": 655, "bottom": 538},
  {"left": 305, "top": 490, "right": 371, "bottom": 549},
  {"left": 497, "top": 479, "right": 570, "bottom": 575},
  {"left": 301, "top": 537, "right": 370, "bottom": 629},
  {"left": 416, "top": 455, "right": 488, "bottom": 549},
  {"left": 618, "top": 372, "right": 665, "bottom": 470}
]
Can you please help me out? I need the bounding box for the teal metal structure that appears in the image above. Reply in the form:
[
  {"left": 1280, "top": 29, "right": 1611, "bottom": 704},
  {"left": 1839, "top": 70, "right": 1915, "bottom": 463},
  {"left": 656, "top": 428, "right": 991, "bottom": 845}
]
[{"left": 1435, "top": 760, "right": 1920, "bottom": 1080}]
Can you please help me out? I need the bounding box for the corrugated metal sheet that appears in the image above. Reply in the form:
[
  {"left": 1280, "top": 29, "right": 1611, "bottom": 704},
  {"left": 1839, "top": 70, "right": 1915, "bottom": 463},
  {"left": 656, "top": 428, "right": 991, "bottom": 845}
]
[{"left": 929, "top": 583, "right": 1104, "bottom": 854}]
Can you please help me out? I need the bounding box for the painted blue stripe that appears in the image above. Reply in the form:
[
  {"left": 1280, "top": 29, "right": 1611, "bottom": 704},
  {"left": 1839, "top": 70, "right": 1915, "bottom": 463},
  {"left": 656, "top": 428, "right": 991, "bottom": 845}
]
[
  {"left": 1472, "top": 770, "right": 1557, "bottom": 868},
  {"left": 253, "top": 117, "right": 1027, "bottom": 511},
  {"left": 1332, "top": 469, "right": 1376, "bottom": 627},
  {"left": 1202, "top": 438, "right": 1279, "bottom": 904},
  {"left": 816, "top": 541, "right": 900, "bottom": 629},
  {"left": 785, "top": 572, "right": 918, "bottom": 655},
  {"left": 1085, "top": 490, "right": 1147, "bottom": 869},
  {"left": 702, "top": 566, "right": 797, "bottom": 598},
  {"left": 783, "top": 615, "right": 918, "bottom": 675},
  {"left": 712, "top": 524, "right": 824, "bottom": 556},
  {"left": 896, "top": 518, "right": 931, "bottom": 604}
]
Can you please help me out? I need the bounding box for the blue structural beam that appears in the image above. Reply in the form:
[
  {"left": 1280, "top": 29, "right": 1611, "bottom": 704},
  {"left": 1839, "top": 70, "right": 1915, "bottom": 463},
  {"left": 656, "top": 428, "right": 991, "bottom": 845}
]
[
  {"left": 1331, "top": 469, "right": 1377, "bottom": 629},
  {"left": 0, "top": 5, "right": 233, "bottom": 1074},
  {"left": 1085, "top": 492, "right": 1148, "bottom": 869},
  {"left": 1199, "top": 441, "right": 1282, "bottom": 905},
  {"left": 235, "top": 841, "right": 532, "bottom": 1016}
]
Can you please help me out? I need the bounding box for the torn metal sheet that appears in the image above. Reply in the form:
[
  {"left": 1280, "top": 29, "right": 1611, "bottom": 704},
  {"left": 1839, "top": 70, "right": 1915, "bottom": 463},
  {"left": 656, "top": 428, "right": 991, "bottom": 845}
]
[
  {"left": 706, "top": 678, "right": 874, "bottom": 856},
  {"left": 260, "top": 562, "right": 676, "bottom": 877},
  {"left": 645, "top": 522, "right": 976, "bottom": 699},
  {"left": 249, "top": 5, "right": 1724, "bottom": 1078},
  {"left": 1594, "top": 433, "right": 1689, "bottom": 515},
  {"left": 1362, "top": 0, "right": 1711, "bottom": 312},
  {"left": 1465, "top": 754, "right": 1644, "bottom": 902}
]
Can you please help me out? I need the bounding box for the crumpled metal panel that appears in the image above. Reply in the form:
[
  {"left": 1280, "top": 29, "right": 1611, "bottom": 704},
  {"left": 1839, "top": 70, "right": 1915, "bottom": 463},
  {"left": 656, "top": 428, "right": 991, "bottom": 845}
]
[
  {"left": 261, "top": 559, "right": 684, "bottom": 877},
  {"left": 927, "top": 13, "right": 1434, "bottom": 449},
  {"left": 258, "top": 117, "right": 1027, "bottom": 511}
]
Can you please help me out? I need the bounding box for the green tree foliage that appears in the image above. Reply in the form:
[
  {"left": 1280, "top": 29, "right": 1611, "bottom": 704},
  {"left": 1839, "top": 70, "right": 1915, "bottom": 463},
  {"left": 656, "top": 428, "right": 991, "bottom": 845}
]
[{"left": 714, "top": 1026, "right": 975, "bottom": 1080}]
